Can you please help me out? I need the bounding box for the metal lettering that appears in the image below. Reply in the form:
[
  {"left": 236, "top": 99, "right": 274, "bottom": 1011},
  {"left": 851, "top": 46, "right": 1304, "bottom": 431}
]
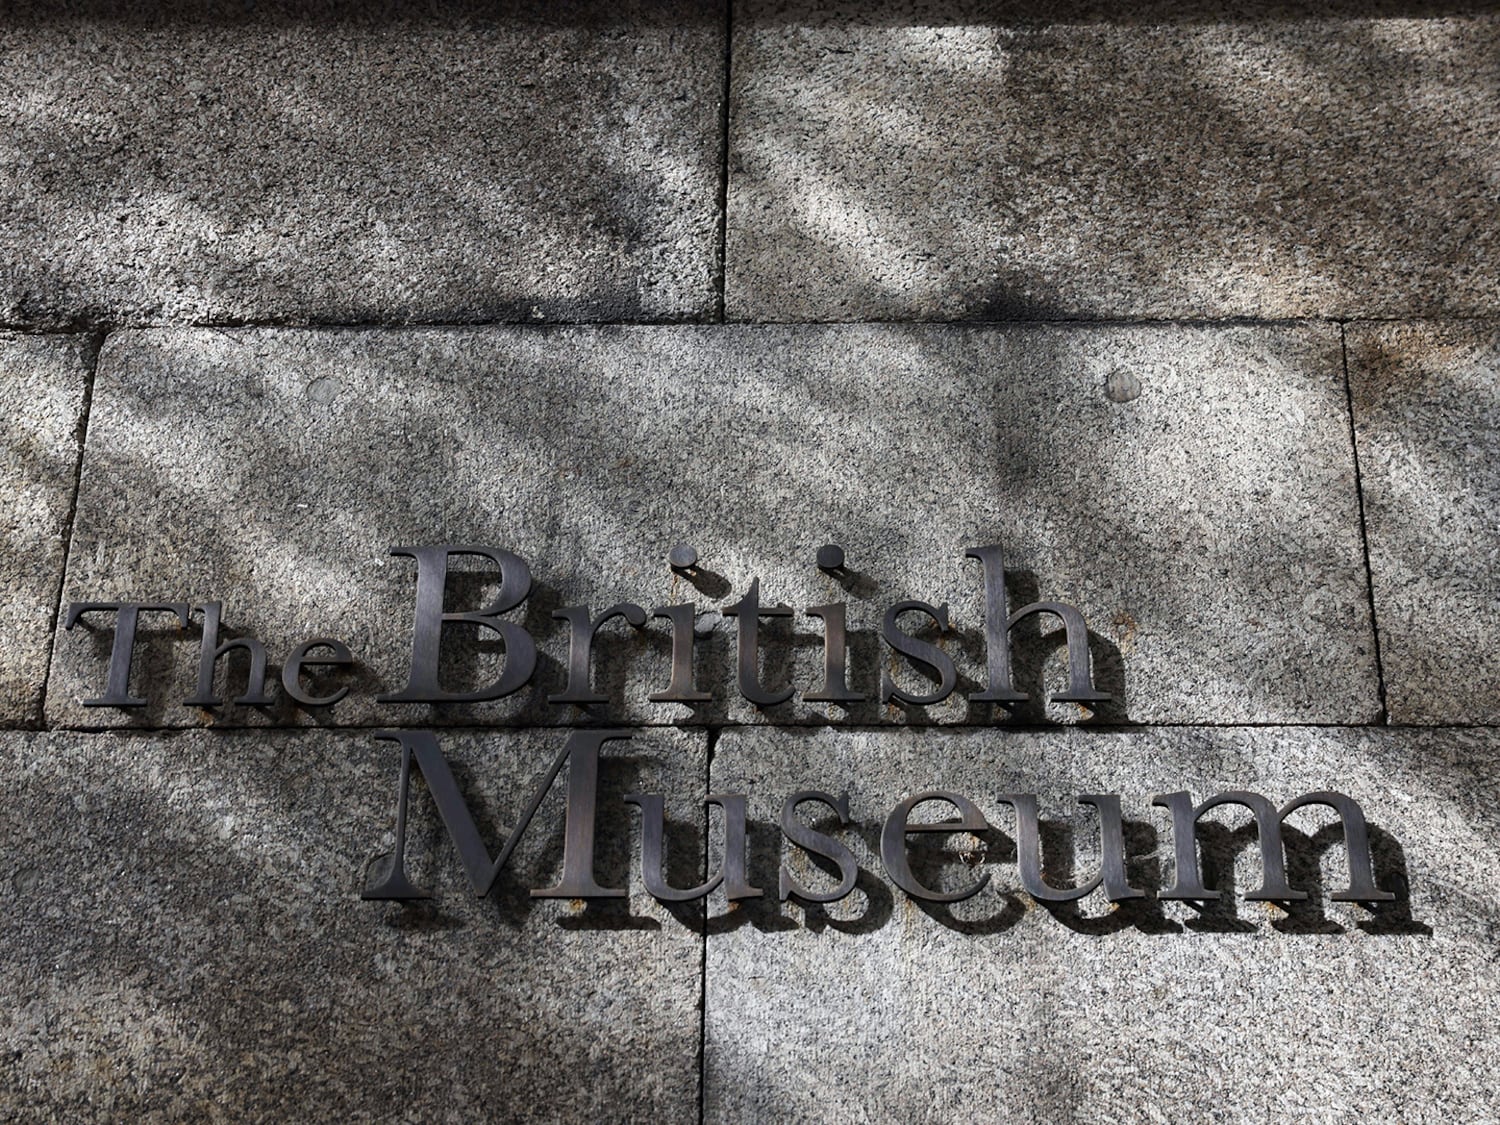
[
  {"left": 1280, "top": 791, "right": 1394, "bottom": 902},
  {"left": 624, "top": 792, "right": 763, "bottom": 902},
  {"left": 648, "top": 603, "right": 712, "bottom": 703},
  {"left": 1155, "top": 789, "right": 1393, "bottom": 903},
  {"left": 1154, "top": 789, "right": 1302, "bottom": 901},
  {"left": 722, "top": 577, "right": 794, "bottom": 707},
  {"left": 966, "top": 544, "right": 1109, "bottom": 706},
  {"left": 183, "top": 601, "right": 270, "bottom": 707},
  {"left": 549, "top": 603, "right": 647, "bottom": 704},
  {"left": 804, "top": 603, "right": 864, "bottom": 703},
  {"left": 993, "top": 793, "right": 1143, "bottom": 903},
  {"left": 880, "top": 600, "right": 956, "bottom": 706},
  {"left": 281, "top": 638, "right": 353, "bottom": 707},
  {"left": 362, "top": 728, "right": 628, "bottom": 900},
  {"left": 379, "top": 545, "right": 536, "bottom": 704}
]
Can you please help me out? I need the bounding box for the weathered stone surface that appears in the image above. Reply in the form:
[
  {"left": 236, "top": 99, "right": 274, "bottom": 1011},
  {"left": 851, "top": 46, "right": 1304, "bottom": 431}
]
[
  {"left": 1348, "top": 321, "right": 1500, "bottom": 724},
  {"left": 47, "top": 323, "right": 1375, "bottom": 728},
  {"left": 705, "top": 725, "right": 1500, "bottom": 1120},
  {"left": 0, "top": 332, "right": 89, "bottom": 726},
  {"left": 0, "top": 726, "right": 704, "bottom": 1120},
  {"left": 0, "top": 2, "right": 723, "bottom": 328},
  {"left": 727, "top": 3, "right": 1500, "bottom": 321}
]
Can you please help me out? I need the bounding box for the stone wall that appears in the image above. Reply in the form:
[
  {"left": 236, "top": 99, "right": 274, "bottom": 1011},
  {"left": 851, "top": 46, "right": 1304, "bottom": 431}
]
[{"left": 3, "top": 2, "right": 1499, "bottom": 1120}]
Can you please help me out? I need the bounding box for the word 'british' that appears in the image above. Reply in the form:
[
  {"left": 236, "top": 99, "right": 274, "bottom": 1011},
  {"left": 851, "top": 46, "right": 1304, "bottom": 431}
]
[{"left": 65, "top": 543, "right": 1107, "bottom": 713}]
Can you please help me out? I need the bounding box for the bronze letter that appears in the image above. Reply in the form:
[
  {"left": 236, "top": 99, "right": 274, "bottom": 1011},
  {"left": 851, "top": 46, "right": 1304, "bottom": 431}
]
[
  {"left": 880, "top": 600, "right": 956, "bottom": 706},
  {"left": 722, "top": 578, "right": 794, "bottom": 707},
  {"left": 362, "top": 728, "right": 627, "bottom": 900},
  {"left": 65, "top": 601, "right": 191, "bottom": 707},
  {"left": 779, "top": 790, "right": 858, "bottom": 903},
  {"left": 880, "top": 790, "right": 989, "bottom": 902},
  {"left": 965, "top": 544, "right": 1108, "bottom": 706},
  {"left": 379, "top": 545, "right": 536, "bottom": 703}
]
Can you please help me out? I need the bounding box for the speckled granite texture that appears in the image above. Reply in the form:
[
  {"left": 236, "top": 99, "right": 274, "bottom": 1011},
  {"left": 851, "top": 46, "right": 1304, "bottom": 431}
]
[
  {"left": 706, "top": 726, "right": 1498, "bottom": 1121},
  {"left": 0, "top": 333, "right": 89, "bottom": 726},
  {"left": 0, "top": 2, "right": 725, "bottom": 327},
  {"left": 727, "top": 2, "right": 1500, "bottom": 321},
  {"left": 1349, "top": 321, "right": 1500, "bottom": 725},
  {"left": 0, "top": 727, "right": 706, "bottom": 1120},
  {"left": 3, "top": 1, "right": 1499, "bottom": 1120},
  {"left": 47, "top": 324, "right": 1374, "bottom": 729}
]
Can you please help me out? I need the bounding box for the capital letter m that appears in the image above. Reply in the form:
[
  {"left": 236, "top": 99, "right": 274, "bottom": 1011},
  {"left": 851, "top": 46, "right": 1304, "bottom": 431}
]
[{"left": 362, "top": 729, "right": 630, "bottom": 900}]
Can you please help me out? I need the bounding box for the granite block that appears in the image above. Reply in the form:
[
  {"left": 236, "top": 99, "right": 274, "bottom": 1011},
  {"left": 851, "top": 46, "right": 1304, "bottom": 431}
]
[
  {"left": 47, "top": 323, "right": 1375, "bottom": 728},
  {"left": 0, "top": 2, "right": 724, "bottom": 327},
  {"left": 0, "top": 726, "right": 705, "bottom": 1120},
  {"left": 0, "top": 332, "right": 89, "bottom": 726},
  {"left": 727, "top": 2, "right": 1500, "bottom": 321},
  {"left": 1348, "top": 320, "right": 1500, "bottom": 724},
  {"left": 705, "top": 725, "right": 1500, "bottom": 1121}
]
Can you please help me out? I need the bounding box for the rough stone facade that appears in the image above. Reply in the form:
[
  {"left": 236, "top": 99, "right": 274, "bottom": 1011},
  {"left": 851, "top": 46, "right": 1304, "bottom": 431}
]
[{"left": 3, "top": 2, "right": 1498, "bottom": 1120}]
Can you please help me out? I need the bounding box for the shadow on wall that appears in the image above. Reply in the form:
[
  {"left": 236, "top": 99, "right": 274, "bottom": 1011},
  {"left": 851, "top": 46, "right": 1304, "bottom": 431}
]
[
  {"left": 0, "top": 730, "right": 706, "bottom": 1118},
  {"left": 0, "top": 0, "right": 726, "bottom": 326},
  {"left": 63, "top": 567, "right": 1130, "bottom": 728},
  {"left": 743, "top": 1, "right": 1500, "bottom": 25},
  {"left": 1345, "top": 322, "right": 1500, "bottom": 725},
  {"left": 55, "top": 322, "right": 1374, "bottom": 730},
  {"left": 1, "top": 1, "right": 709, "bottom": 23},
  {"left": 367, "top": 741, "right": 1431, "bottom": 939},
  {"left": 2, "top": 2, "right": 1497, "bottom": 325},
  {"left": 726, "top": 1, "right": 1500, "bottom": 320}
]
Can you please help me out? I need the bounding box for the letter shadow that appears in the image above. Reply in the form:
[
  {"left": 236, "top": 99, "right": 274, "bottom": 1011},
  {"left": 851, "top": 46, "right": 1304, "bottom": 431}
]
[
  {"left": 1182, "top": 819, "right": 1428, "bottom": 935},
  {"left": 1182, "top": 823, "right": 1275, "bottom": 932},
  {"left": 677, "top": 564, "right": 731, "bottom": 600},
  {"left": 71, "top": 613, "right": 188, "bottom": 727},
  {"left": 706, "top": 815, "right": 893, "bottom": 935},
  {"left": 824, "top": 564, "right": 881, "bottom": 601},
  {"left": 373, "top": 753, "right": 668, "bottom": 932},
  {"left": 880, "top": 612, "right": 972, "bottom": 727},
  {"left": 907, "top": 821, "right": 1028, "bottom": 935},
  {"left": 995, "top": 568, "right": 1129, "bottom": 725},
  {"left": 76, "top": 609, "right": 382, "bottom": 728},
  {"left": 374, "top": 762, "right": 1429, "bottom": 938},
  {"left": 1039, "top": 819, "right": 1182, "bottom": 935},
  {"left": 1355, "top": 825, "right": 1431, "bottom": 936},
  {"left": 547, "top": 603, "right": 736, "bottom": 728},
  {"left": 399, "top": 572, "right": 561, "bottom": 723}
]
